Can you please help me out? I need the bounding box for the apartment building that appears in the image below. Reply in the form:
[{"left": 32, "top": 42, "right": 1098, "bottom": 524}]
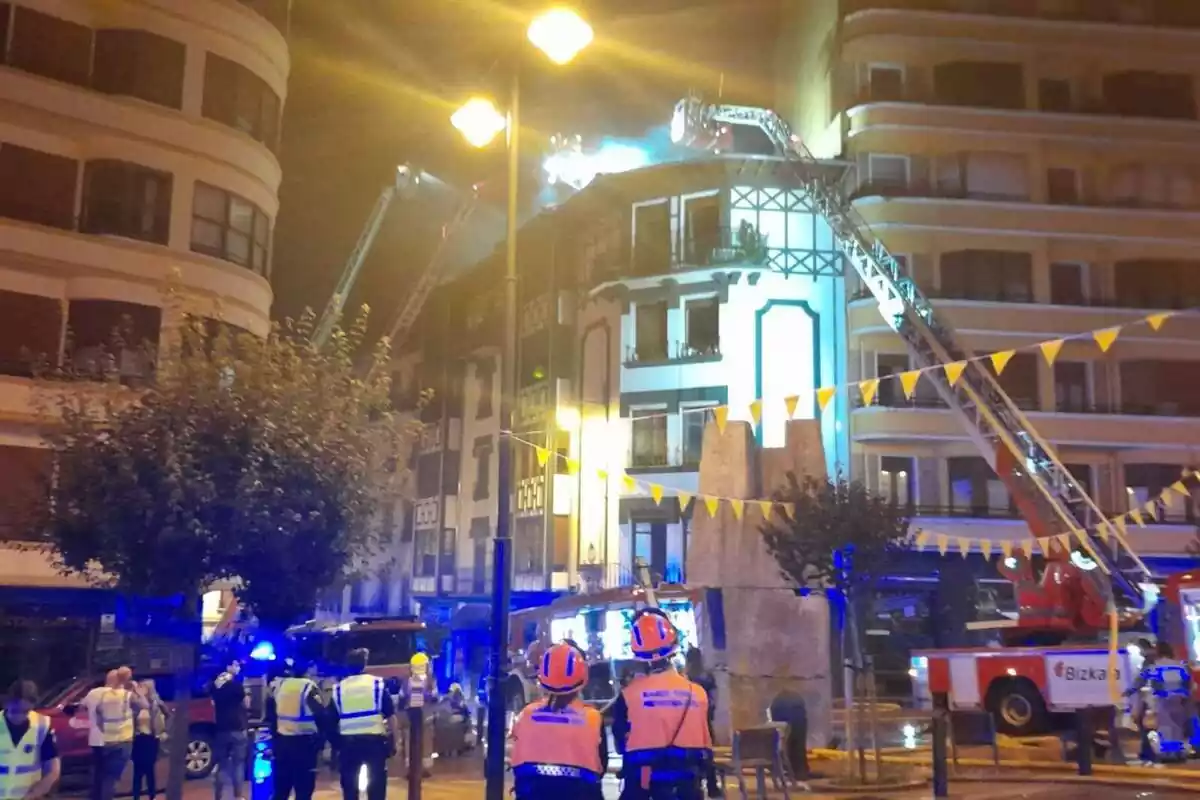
[{"left": 0, "top": 0, "right": 289, "bottom": 682}]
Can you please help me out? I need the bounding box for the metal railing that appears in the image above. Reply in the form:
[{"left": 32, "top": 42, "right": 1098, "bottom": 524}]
[{"left": 843, "top": 0, "right": 1200, "bottom": 33}]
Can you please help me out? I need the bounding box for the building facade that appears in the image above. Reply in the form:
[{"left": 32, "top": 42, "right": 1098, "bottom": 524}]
[{"left": 0, "top": 0, "right": 289, "bottom": 683}]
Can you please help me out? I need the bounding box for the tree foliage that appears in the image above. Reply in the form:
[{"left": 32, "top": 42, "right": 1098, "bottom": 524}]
[
  {"left": 28, "top": 302, "right": 417, "bottom": 630},
  {"left": 760, "top": 471, "right": 913, "bottom": 600}
]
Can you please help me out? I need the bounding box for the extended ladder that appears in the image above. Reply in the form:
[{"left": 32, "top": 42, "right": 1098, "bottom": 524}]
[{"left": 671, "top": 95, "right": 1149, "bottom": 604}]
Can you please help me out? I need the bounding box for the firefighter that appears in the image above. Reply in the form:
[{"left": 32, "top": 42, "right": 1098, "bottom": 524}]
[
  {"left": 510, "top": 641, "right": 606, "bottom": 800},
  {"left": 331, "top": 649, "right": 395, "bottom": 800},
  {"left": 612, "top": 608, "right": 713, "bottom": 800},
  {"left": 267, "top": 660, "right": 327, "bottom": 800}
]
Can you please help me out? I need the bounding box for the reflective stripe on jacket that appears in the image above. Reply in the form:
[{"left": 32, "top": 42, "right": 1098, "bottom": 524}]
[
  {"left": 0, "top": 711, "right": 49, "bottom": 800},
  {"left": 333, "top": 674, "right": 386, "bottom": 736},
  {"left": 510, "top": 699, "right": 603, "bottom": 782},
  {"left": 621, "top": 669, "right": 712, "bottom": 765},
  {"left": 97, "top": 688, "right": 134, "bottom": 744},
  {"left": 274, "top": 678, "right": 319, "bottom": 736}
]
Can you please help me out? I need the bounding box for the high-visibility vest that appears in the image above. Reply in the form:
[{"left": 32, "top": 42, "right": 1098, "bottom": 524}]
[
  {"left": 510, "top": 699, "right": 603, "bottom": 784},
  {"left": 333, "top": 674, "right": 387, "bottom": 736},
  {"left": 0, "top": 711, "right": 50, "bottom": 800},
  {"left": 621, "top": 669, "right": 712, "bottom": 765},
  {"left": 274, "top": 678, "right": 320, "bottom": 736},
  {"left": 97, "top": 688, "right": 134, "bottom": 744}
]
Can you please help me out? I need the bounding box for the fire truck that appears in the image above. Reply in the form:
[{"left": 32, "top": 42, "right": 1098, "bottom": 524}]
[{"left": 669, "top": 95, "right": 1186, "bottom": 737}]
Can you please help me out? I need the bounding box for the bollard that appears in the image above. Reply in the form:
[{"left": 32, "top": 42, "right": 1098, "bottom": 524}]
[
  {"left": 931, "top": 692, "right": 949, "bottom": 799},
  {"left": 407, "top": 653, "right": 431, "bottom": 800},
  {"left": 1076, "top": 707, "right": 1094, "bottom": 776}
]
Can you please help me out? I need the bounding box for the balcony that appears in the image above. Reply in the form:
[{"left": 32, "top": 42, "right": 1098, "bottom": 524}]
[
  {"left": 843, "top": 0, "right": 1200, "bottom": 30},
  {"left": 593, "top": 225, "right": 767, "bottom": 286},
  {"left": 627, "top": 446, "right": 702, "bottom": 474},
  {"left": 623, "top": 341, "right": 721, "bottom": 368},
  {"left": 577, "top": 562, "right": 686, "bottom": 593}
]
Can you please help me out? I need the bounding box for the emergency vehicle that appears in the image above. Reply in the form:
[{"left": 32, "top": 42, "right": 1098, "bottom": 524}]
[{"left": 287, "top": 616, "right": 430, "bottom": 682}]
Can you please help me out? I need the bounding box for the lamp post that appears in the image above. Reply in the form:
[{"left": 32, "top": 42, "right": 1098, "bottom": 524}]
[{"left": 451, "top": 10, "right": 593, "bottom": 800}]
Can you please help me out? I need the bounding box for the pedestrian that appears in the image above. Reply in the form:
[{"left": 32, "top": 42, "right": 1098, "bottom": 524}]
[
  {"left": 331, "top": 649, "right": 395, "bottom": 800},
  {"left": 1150, "top": 641, "right": 1191, "bottom": 762},
  {"left": 1, "top": 679, "right": 60, "bottom": 800},
  {"left": 85, "top": 667, "right": 139, "bottom": 800},
  {"left": 1127, "top": 637, "right": 1159, "bottom": 763},
  {"left": 267, "top": 660, "right": 327, "bottom": 800},
  {"left": 612, "top": 609, "right": 713, "bottom": 800},
  {"left": 510, "top": 641, "right": 606, "bottom": 800},
  {"left": 211, "top": 659, "right": 249, "bottom": 800},
  {"left": 131, "top": 679, "right": 166, "bottom": 800},
  {"left": 685, "top": 648, "right": 721, "bottom": 798}
]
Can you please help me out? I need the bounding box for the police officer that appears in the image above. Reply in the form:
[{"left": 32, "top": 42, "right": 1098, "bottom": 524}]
[
  {"left": 510, "top": 642, "right": 607, "bottom": 799},
  {"left": 1, "top": 680, "right": 60, "bottom": 800},
  {"left": 331, "top": 649, "right": 395, "bottom": 800},
  {"left": 612, "top": 609, "right": 713, "bottom": 800},
  {"left": 267, "top": 660, "right": 327, "bottom": 800}
]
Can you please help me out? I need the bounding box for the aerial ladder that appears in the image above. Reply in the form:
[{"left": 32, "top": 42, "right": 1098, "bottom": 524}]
[
  {"left": 670, "top": 95, "right": 1152, "bottom": 622},
  {"left": 311, "top": 166, "right": 480, "bottom": 351}
]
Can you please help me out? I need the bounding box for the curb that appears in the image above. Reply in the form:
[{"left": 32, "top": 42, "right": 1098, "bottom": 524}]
[
  {"left": 807, "top": 778, "right": 929, "bottom": 794},
  {"left": 949, "top": 771, "right": 1200, "bottom": 793}
]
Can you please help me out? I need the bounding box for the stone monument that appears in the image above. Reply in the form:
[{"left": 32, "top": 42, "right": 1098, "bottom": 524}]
[{"left": 686, "top": 418, "right": 832, "bottom": 747}]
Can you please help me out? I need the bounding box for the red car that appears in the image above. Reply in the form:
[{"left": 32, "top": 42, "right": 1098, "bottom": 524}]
[{"left": 37, "top": 669, "right": 236, "bottom": 781}]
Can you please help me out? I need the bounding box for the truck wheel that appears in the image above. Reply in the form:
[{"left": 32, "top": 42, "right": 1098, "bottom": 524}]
[{"left": 987, "top": 680, "right": 1048, "bottom": 736}]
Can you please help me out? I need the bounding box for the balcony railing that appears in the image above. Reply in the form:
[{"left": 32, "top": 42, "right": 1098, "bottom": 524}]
[
  {"left": 628, "top": 446, "right": 701, "bottom": 472},
  {"left": 578, "top": 562, "right": 686, "bottom": 593},
  {"left": 850, "top": 281, "right": 1200, "bottom": 311},
  {"left": 597, "top": 225, "right": 768, "bottom": 283},
  {"left": 843, "top": 0, "right": 1200, "bottom": 32},
  {"left": 624, "top": 340, "right": 721, "bottom": 366}
]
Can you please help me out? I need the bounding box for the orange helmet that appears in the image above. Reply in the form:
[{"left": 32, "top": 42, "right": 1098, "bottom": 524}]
[
  {"left": 538, "top": 641, "right": 588, "bottom": 694},
  {"left": 630, "top": 608, "right": 680, "bottom": 661}
]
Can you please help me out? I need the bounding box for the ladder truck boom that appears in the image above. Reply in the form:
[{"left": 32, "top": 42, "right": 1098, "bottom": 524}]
[
  {"left": 312, "top": 165, "right": 421, "bottom": 348},
  {"left": 670, "top": 95, "right": 1149, "bottom": 607}
]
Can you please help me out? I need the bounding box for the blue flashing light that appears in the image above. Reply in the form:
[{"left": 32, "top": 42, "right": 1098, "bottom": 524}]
[
  {"left": 252, "top": 736, "right": 272, "bottom": 783},
  {"left": 249, "top": 641, "right": 276, "bottom": 662}
]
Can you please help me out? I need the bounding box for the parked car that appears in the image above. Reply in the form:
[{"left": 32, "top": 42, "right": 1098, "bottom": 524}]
[{"left": 37, "top": 667, "right": 256, "bottom": 780}]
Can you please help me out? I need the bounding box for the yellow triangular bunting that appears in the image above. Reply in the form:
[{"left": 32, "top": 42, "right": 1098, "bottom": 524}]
[
  {"left": 990, "top": 350, "right": 1015, "bottom": 375},
  {"left": 756, "top": 500, "right": 773, "bottom": 518},
  {"left": 1130, "top": 509, "right": 1145, "bottom": 527},
  {"left": 597, "top": 469, "right": 608, "bottom": 482},
  {"left": 980, "top": 539, "right": 992, "bottom": 560},
  {"left": 1093, "top": 326, "right": 1120, "bottom": 353},
  {"left": 899, "top": 370, "right": 922, "bottom": 399},
  {"left": 1025, "top": 538, "right": 1038, "bottom": 556},
  {"left": 785, "top": 395, "right": 801, "bottom": 418},
  {"left": 816, "top": 387, "right": 836, "bottom": 412},
  {"left": 565, "top": 458, "right": 579, "bottom": 474},
  {"left": 1000, "top": 540, "right": 1013, "bottom": 560},
  {"left": 1040, "top": 339, "right": 1064, "bottom": 367},
  {"left": 714, "top": 406, "right": 729, "bottom": 434},
  {"left": 677, "top": 492, "right": 692, "bottom": 513},
  {"left": 1056, "top": 533, "right": 1071, "bottom": 552},
  {"left": 535, "top": 447, "right": 550, "bottom": 467},
  {"left": 944, "top": 361, "right": 966, "bottom": 387},
  {"left": 1163, "top": 492, "right": 1177, "bottom": 510},
  {"left": 1170, "top": 480, "right": 1189, "bottom": 496},
  {"left": 703, "top": 495, "right": 720, "bottom": 518},
  {"left": 936, "top": 534, "right": 949, "bottom": 556},
  {"left": 1143, "top": 500, "right": 1158, "bottom": 521},
  {"left": 782, "top": 503, "right": 795, "bottom": 521},
  {"left": 957, "top": 537, "right": 971, "bottom": 558},
  {"left": 650, "top": 483, "right": 664, "bottom": 505},
  {"left": 914, "top": 530, "right": 929, "bottom": 551},
  {"left": 622, "top": 474, "right": 637, "bottom": 493},
  {"left": 859, "top": 379, "right": 880, "bottom": 407},
  {"left": 1074, "top": 529, "right": 1089, "bottom": 546},
  {"left": 1115, "top": 516, "right": 1128, "bottom": 537},
  {"left": 1096, "top": 523, "right": 1109, "bottom": 542},
  {"left": 730, "top": 499, "right": 744, "bottom": 520},
  {"left": 1146, "top": 312, "right": 1171, "bottom": 332},
  {"left": 748, "top": 400, "right": 762, "bottom": 425}
]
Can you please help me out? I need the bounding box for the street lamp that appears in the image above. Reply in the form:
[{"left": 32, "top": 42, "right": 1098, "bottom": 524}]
[{"left": 451, "top": 9, "right": 593, "bottom": 800}]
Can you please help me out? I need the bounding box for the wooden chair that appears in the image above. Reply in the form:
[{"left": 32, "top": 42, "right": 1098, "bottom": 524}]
[{"left": 727, "top": 724, "right": 793, "bottom": 800}]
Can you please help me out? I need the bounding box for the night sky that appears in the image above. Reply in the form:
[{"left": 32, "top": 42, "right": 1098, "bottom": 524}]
[{"left": 272, "top": 0, "right": 780, "bottom": 336}]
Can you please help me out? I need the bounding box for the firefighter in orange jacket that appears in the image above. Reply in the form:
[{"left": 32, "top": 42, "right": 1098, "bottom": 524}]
[
  {"left": 510, "top": 641, "right": 607, "bottom": 799},
  {"left": 612, "top": 608, "right": 713, "bottom": 800}
]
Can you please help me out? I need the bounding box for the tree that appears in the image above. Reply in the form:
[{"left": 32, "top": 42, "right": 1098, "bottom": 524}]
[
  {"left": 759, "top": 472, "right": 912, "bottom": 781},
  {"left": 26, "top": 303, "right": 416, "bottom": 800}
]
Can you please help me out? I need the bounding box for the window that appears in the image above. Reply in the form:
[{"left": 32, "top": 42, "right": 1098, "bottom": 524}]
[
  {"left": 630, "top": 409, "right": 668, "bottom": 468},
  {"left": 681, "top": 405, "right": 716, "bottom": 466},
  {"left": 867, "top": 65, "right": 903, "bottom": 102},
  {"left": 684, "top": 195, "right": 720, "bottom": 265},
  {"left": 9, "top": 7, "right": 91, "bottom": 87},
  {"left": 631, "top": 521, "right": 667, "bottom": 581},
  {"left": 1050, "top": 262, "right": 1085, "bottom": 305},
  {"left": 1046, "top": 167, "right": 1079, "bottom": 205},
  {"left": 633, "top": 202, "right": 670, "bottom": 276},
  {"left": 0, "top": 144, "right": 77, "bottom": 230},
  {"left": 191, "top": 183, "right": 271, "bottom": 275},
  {"left": 82, "top": 160, "right": 172, "bottom": 244},
  {"left": 947, "top": 456, "right": 1013, "bottom": 517},
  {"left": 1120, "top": 360, "right": 1200, "bottom": 416},
  {"left": 936, "top": 152, "right": 1028, "bottom": 200},
  {"left": 865, "top": 154, "right": 909, "bottom": 194},
  {"left": 879, "top": 456, "right": 913, "bottom": 508},
  {"left": 634, "top": 301, "right": 668, "bottom": 362},
  {"left": 875, "top": 353, "right": 908, "bottom": 407},
  {"left": 476, "top": 366, "right": 493, "bottom": 418},
  {"left": 202, "top": 54, "right": 281, "bottom": 150},
  {"left": 414, "top": 529, "right": 437, "bottom": 577},
  {"left": 93, "top": 29, "right": 186, "bottom": 109},
  {"left": 1125, "top": 464, "right": 1192, "bottom": 523},
  {"left": 1103, "top": 71, "right": 1196, "bottom": 120},
  {"left": 0, "top": 290, "right": 61, "bottom": 377},
  {"left": 473, "top": 448, "right": 491, "bottom": 501},
  {"left": 990, "top": 353, "right": 1039, "bottom": 410},
  {"left": 933, "top": 62, "right": 1025, "bottom": 109},
  {"left": 0, "top": 446, "right": 52, "bottom": 542},
  {"left": 1055, "top": 362, "right": 1090, "bottom": 412},
  {"left": 1114, "top": 259, "right": 1200, "bottom": 310},
  {"left": 684, "top": 298, "right": 719, "bottom": 356},
  {"left": 1038, "top": 78, "right": 1072, "bottom": 112},
  {"left": 67, "top": 300, "right": 161, "bottom": 383},
  {"left": 939, "top": 250, "right": 1033, "bottom": 302}
]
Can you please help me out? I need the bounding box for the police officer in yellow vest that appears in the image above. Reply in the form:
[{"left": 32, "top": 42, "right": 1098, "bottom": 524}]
[
  {"left": 332, "top": 649, "right": 395, "bottom": 800},
  {"left": 1, "top": 680, "right": 60, "bottom": 800},
  {"left": 267, "top": 661, "right": 328, "bottom": 800}
]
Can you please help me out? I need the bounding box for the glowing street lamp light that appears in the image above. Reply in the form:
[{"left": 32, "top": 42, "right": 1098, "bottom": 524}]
[
  {"left": 527, "top": 8, "right": 594, "bottom": 66},
  {"left": 450, "top": 97, "right": 507, "bottom": 149}
]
